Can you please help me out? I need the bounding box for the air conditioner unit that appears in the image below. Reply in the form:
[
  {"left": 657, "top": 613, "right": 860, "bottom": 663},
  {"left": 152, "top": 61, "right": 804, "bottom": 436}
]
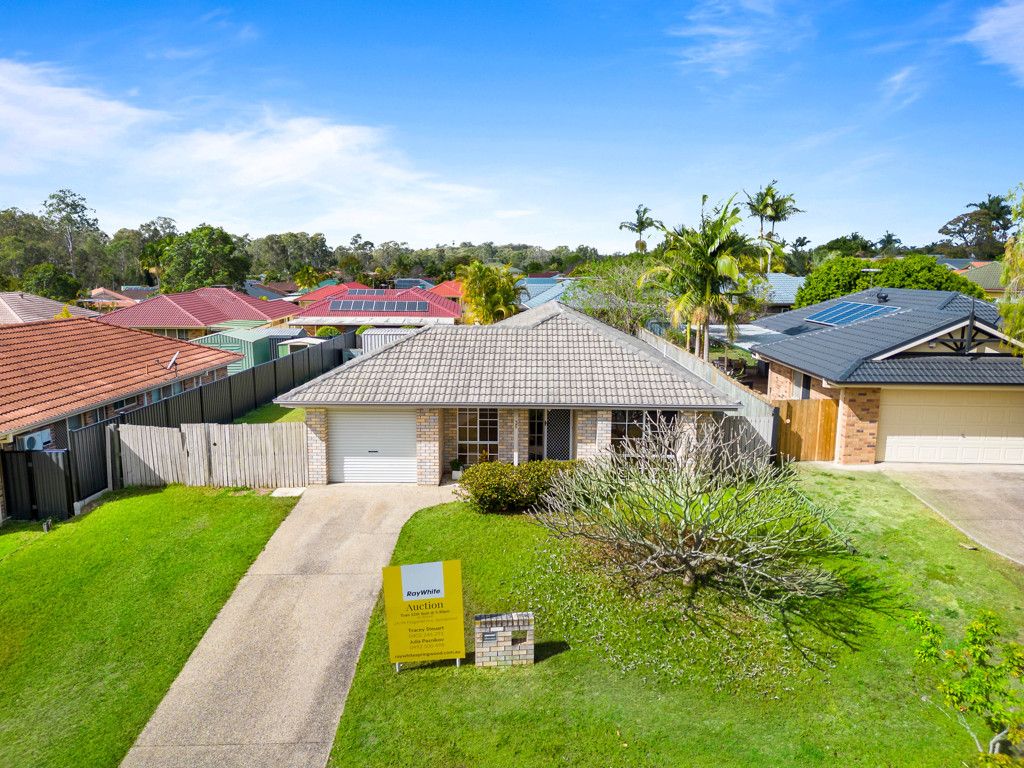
[{"left": 17, "top": 428, "right": 52, "bottom": 451}]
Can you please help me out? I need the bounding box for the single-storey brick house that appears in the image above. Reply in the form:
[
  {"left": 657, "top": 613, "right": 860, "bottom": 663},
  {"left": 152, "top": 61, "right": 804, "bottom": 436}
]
[
  {"left": 276, "top": 302, "right": 739, "bottom": 484},
  {"left": 750, "top": 288, "right": 1024, "bottom": 465}
]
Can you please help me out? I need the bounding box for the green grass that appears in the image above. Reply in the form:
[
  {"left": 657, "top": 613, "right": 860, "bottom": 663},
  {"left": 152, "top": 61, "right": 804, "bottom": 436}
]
[
  {"left": 0, "top": 485, "right": 296, "bottom": 768},
  {"left": 332, "top": 468, "right": 1024, "bottom": 767},
  {"left": 234, "top": 402, "right": 306, "bottom": 423}
]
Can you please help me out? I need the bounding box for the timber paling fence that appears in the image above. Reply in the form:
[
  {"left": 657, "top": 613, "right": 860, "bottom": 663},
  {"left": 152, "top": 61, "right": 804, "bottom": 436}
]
[
  {"left": 2, "top": 331, "right": 352, "bottom": 521},
  {"left": 119, "top": 423, "right": 308, "bottom": 488}
]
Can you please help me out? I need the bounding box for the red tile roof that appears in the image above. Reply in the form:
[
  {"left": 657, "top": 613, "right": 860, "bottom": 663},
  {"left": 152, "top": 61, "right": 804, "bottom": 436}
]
[
  {"left": 429, "top": 279, "right": 463, "bottom": 299},
  {"left": 98, "top": 287, "right": 298, "bottom": 329},
  {"left": 0, "top": 318, "right": 241, "bottom": 435},
  {"left": 295, "top": 287, "right": 461, "bottom": 320},
  {"left": 297, "top": 282, "right": 371, "bottom": 304}
]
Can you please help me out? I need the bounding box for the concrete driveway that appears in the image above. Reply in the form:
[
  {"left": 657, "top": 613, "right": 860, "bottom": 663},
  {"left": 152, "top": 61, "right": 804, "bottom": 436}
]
[
  {"left": 121, "top": 483, "right": 456, "bottom": 768},
  {"left": 884, "top": 464, "right": 1024, "bottom": 566}
]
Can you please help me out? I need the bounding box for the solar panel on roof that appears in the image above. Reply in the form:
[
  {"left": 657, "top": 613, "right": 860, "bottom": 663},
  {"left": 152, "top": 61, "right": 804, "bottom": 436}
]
[
  {"left": 347, "top": 288, "right": 385, "bottom": 296},
  {"left": 805, "top": 300, "right": 900, "bottom": 327}
]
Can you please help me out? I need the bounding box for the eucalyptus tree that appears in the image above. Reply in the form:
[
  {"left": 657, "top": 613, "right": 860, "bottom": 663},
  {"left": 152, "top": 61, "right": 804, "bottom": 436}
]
[
  {"left": 640, "top": 195, "right": 766, "bottom": 360},
  {"left": 42, "top": 189, "right": 100, "bottom": 278},
  {"left": 618, "top": 204, "right": 662, "bottom": 253}
]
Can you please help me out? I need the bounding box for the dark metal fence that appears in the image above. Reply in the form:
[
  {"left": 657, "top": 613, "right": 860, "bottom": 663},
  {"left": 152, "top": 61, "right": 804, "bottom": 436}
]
[
  {"left": 1, "top": 450, "right": 74, "bottom": 520},
  {"left": 3, "top": 331, "right": 354, "bottom": 521}
]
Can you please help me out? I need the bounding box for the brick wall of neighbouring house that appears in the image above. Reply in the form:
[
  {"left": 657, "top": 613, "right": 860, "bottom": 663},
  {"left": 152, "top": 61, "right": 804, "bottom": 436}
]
[
  {"left": 305, "top": 408, "right": 328, "bottom": 483},
  {"left": 416, "top": 408, "right": 442, "bottom": 485},
  {"left": 575, "top": 409, "right": 611, "bottom": 459},
  {"left": 767, "top": 362, "right": 838, "bottom": 401},
  {"left": 835, "top": 387, "right": 881, "bottom": 464}
]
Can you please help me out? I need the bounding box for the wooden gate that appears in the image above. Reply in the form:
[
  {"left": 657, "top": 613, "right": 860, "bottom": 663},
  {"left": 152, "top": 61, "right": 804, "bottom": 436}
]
[{"left": 773, "top": 399, "right": 838, "bottom": 461}]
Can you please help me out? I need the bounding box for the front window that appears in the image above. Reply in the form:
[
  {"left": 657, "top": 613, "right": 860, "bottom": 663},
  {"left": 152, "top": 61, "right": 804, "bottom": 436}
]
[
  {"left": 457, "top": 408, "right": 498, "bottom": 465},
  {"left": 611, "top": 410, "right": 679, "bottom": 452}
]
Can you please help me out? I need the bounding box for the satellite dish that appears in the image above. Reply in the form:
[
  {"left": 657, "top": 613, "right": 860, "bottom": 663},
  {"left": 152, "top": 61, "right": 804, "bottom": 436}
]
[{"left": 166, "top": 351, "right": 179, "bottom": 370}]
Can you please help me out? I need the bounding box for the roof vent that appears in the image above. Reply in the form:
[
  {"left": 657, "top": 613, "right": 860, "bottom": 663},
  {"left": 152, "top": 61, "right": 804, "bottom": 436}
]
[{"left": 876, "top": 291, "right": 889, "bottom": 303}]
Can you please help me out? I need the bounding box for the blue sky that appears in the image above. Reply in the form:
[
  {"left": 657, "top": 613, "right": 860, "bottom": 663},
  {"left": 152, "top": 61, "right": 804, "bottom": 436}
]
[{"left": 1, "top": 1, "right": 1022, "bottom": 252}]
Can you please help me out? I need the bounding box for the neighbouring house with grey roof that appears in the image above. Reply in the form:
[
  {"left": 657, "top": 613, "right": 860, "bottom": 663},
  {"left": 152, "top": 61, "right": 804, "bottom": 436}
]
[
  {"left": 960, "top": 261, "right": 1004, "bottom": 300},
  {"left": 755, "top": 273, "right": 805, "bottom": 312},
  {"left": 749, "top": 288, "right": 1024, "bottom": 465},
  {"left": 276, "top": 302, "right": 739, "bottom": 484},
  {"left": 0, "top": 292, "right": 98, "bottom": 324}
]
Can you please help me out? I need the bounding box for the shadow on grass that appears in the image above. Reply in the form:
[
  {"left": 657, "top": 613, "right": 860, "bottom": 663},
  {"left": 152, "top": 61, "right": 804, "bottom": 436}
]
[
  {"left": 678, "top": 565, "right": 904, "bottom": 667},
  {"left": 399, "top": 641, "right": 571, "bottom": 672}
]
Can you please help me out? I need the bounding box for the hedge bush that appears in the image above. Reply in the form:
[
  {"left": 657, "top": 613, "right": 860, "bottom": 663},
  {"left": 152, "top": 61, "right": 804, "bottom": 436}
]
[
  {"left": 457, "top": 460, "right": 577, "bottom": 514},
  {"left": 315, "top": 326, "right": 340, "bottom": 338}
]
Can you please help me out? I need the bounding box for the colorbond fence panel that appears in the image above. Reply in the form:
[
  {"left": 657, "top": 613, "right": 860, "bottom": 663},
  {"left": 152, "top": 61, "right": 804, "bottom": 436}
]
[
  {"left": 167, "top": 388, "right": 203, "bottom": 427},
  {"left": 69, "top": 422, "right": 110, "bottom": 500},
  {"left": 253, "top": 362, "right": 277, "bottom": 405},
  {"left": 229, "top": 372, "right": 257, "bottom": 420}
]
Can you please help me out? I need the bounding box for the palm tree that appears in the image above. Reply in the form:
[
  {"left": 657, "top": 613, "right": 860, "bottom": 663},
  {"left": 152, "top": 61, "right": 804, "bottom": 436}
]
[
  {"left": 745, "top": 181, "right": 802, "bottom": 271},
  {"left": 619, "top": 204, "right": 662, "bottom": 253},
  {"left": 456, "top": 261, "right": 521, "bottom": 324},
  {"left": 876, "top": 231, "right": 902, "bottom": 253},
  {"left": 640, "top": 196, "right": 765, "bottom": 360},
  {"left": 969, "top": 194, "right": 1014, "bottom": 238}
]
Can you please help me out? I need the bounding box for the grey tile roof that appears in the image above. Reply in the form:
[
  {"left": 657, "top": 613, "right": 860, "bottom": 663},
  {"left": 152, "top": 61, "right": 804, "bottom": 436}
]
[
  {"left": 277, "top": 302, "right": 738, "bottom": 410},
  {"left": 758, "top": 273, "right": 805, "bottom": 306},
  {"left": 751, "top": 288, "right": 1016, "bottom": 385},
  {"left": 0, "top": 292, "right": 98, "bottom": 324}
]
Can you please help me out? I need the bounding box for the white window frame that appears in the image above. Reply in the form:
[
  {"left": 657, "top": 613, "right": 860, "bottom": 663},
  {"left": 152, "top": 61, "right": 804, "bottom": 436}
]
[{"left": 457, "top": 407, "right": 499, "bottom": 465}]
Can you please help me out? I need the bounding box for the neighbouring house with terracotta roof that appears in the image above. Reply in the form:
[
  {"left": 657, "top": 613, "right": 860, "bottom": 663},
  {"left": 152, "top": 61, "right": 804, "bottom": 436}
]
[
  {"left": 0, "top": 292, "right": 98, "bottom": 324},
  {"left": 295, "top": 282, "right": 371, "bottom": 308},
  {"left": 80, "top": 287, "right": 139, "bottom": 311},
  {"left": 98, "top": 287, "right": 299, "bottom": 339},
  {"left": 290, "top": 286, "right": 461, "bottom": 333},
  {"left": 0, "top": 318, "right": 239, "bottom": 451},
  {"left": 429, "top": 279, "right": 463, "bottom": 303}
]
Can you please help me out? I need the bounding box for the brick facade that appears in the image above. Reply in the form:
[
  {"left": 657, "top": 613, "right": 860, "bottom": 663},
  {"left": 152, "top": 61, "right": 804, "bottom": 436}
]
[
  {"left": 496, "top": 409, "right": 529, "bottom": 464},
  {"left": 416, "top": 408, "right": 442, "bottom": 485},
  {"left": 767, "top": 362, "right": 838, "bottom": 402},
  {"left": 835, "top": 387, "right": 881, "bottom": 465},
  {"left": 305, "top": 408, "right": 328, "bottom": 483},
  {"left": 575, "top": 409, "right": 612, "bottom": 459}
]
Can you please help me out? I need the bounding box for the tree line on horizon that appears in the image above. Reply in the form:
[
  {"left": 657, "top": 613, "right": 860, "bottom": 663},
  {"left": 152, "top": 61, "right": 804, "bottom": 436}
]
[{"left": 0, "top": 186, "right": 1015, "bottom": 305}]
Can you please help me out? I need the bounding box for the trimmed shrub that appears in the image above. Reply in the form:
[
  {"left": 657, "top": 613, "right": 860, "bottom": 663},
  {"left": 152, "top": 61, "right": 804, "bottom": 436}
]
[
  {"left": 315, "top": 326, "right": 340, "bottom": 338},
  {"left": 355, "top": 324, "right": 373, "bottom": 335},
  {"left": 458, "top": 460, "right": 577, "bottom": 514}
]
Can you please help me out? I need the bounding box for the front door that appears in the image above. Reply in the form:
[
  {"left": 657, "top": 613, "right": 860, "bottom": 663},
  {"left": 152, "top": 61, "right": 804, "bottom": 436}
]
[{"left": 528, "top": 409, "right": 573, "bottom": 461}]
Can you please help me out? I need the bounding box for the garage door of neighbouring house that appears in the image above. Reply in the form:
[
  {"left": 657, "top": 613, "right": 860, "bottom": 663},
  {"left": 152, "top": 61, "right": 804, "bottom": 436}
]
[
  {"left": 328, "top": 409, "right": 417, "bottom": 482},
  {"left": 877, "top": 389, "right": 1024, "bottom": 464}
]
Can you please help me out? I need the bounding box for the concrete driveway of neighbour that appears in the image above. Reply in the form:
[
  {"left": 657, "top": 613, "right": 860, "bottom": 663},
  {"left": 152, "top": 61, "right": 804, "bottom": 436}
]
[
  {"left": 121, "top": 483, "right": 456, "bottom": 768},
  {"left": 884, "top": 464, "right": 1024, "bottom": 566}
]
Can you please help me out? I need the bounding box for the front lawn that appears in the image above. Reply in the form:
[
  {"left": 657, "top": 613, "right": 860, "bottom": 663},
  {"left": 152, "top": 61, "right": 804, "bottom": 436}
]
[
  {"left": 234, "top": 402, "right": 305, "bottom": 423},
  {"left": 332, "top": 468, "right": 1024, "bottom": 767},
  {"left": 0, "top": 486, "right": 296, "bottom": 768}
]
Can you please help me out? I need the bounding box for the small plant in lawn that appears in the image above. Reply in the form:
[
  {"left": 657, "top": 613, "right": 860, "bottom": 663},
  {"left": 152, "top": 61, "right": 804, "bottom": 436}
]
[
  {"left": 457, "top": 460, "right": 577, "bottom": 514},
  {"left": 911, "top": 611, "right": 1024, "bottom": 764}
]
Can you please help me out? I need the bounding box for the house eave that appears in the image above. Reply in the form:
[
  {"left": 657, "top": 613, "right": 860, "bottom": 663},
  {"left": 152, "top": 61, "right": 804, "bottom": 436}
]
[{"left": 274, "top": 398, "right": 741, "bottom": 411}]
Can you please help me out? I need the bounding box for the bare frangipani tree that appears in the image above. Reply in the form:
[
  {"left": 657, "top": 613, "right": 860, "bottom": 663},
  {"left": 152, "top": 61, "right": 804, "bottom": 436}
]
[{"left": 531, "top": 418, "right": 853, "bottom": 616}]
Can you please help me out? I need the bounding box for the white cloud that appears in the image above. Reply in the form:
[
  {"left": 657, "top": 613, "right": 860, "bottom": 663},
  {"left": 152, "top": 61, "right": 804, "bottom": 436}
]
[
  {"left": 0, "top": 59, "right": 504, "bottom": 246},
  {"left": 667, "top": 0, "right": 809, "bottom": 77},
  {"left": 880, "top": 65, "right": 924, "bottom": 108},
  {"left": 964, "top": 0, "right": 1024, "bottom": 84},
  {"left": 0, "top": 60, "right": 158, "bottom": 174}
]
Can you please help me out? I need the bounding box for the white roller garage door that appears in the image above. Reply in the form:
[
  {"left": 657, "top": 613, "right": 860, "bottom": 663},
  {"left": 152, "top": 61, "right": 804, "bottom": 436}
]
[
  {"left": 328, "top": 409, "right": 417, "bottom": 482},
  {"left": 877, "top": 389, "right": 1024, "bottom": 464}
]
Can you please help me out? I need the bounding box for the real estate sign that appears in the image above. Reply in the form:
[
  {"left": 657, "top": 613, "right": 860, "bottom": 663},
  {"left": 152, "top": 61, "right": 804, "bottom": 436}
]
[{"left": 381, "top": 560, "right": 465, "bottom": 664}]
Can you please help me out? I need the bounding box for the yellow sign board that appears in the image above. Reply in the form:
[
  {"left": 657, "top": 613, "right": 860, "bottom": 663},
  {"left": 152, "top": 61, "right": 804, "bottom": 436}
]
[{"left": 382, "top": 560, "right": 465, "bottom": 664}]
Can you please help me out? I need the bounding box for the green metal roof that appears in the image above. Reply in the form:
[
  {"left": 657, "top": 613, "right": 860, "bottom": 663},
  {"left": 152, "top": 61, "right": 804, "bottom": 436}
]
[{"left": 963, "top": 261, "right": 1004, "bottom": 292}]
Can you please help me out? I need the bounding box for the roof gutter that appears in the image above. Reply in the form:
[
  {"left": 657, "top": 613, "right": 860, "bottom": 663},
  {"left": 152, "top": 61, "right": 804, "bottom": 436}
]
[{"left": 273, "top": 399, "right": 742, "bottom": 412}]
